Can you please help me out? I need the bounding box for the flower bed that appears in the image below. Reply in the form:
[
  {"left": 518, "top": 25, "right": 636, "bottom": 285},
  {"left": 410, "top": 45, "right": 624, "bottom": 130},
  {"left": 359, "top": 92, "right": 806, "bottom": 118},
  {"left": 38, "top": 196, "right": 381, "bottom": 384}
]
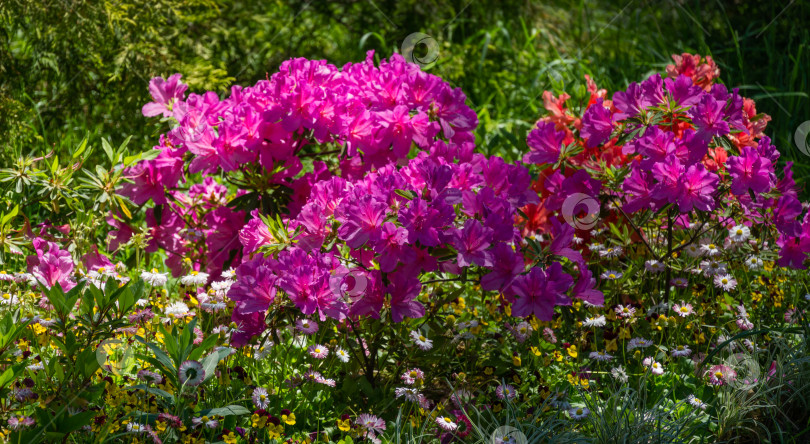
[{"left": 1, "top": 52, "right": 809, "bottom": 443}]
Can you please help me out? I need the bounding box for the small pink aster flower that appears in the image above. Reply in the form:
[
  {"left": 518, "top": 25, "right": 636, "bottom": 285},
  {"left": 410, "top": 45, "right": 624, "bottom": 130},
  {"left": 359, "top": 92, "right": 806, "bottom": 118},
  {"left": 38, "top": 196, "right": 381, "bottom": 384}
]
[
  {"left": 178, "top": 360, "right": 205, "bottom": 386},
  {"left": 308, "top": 344, "right": 329, "bottom": 359},
  {"left": 569, "top": 407, "right": 590, "bottom": 420},
  {"left": 400, "top": 368, "right": 425, "bottom": 385},
  {"left": 673, "top": 301, "right": 694, "bottom": 317},
  {"left": 589, "top": 350, "right": 614, "bottom": 362},
  {"left": 671, "top": 345, "right": 692, "bottom": 358},
  {"left": 670, "top": 277, "right": 689, "bottom": 288},
  {"left": 410, "top": 330, "right": 433, "bottom": 351},
  {"left": 736, "top": 317, "right": 754, "bottom": 330},
  {"left": 496, "top": 384, "right": 517, "bottom": 401},
  {"left": 714, "top": 274, "right": 737, "bottom": 291},
  {"left": 296, "top": 319, "right": 319, "bottom": 335},
  {"left": 706, "top": 364, "right": 737, "bottom": 386},
  {"left": 252, "top": 387, "right": 270, "bottom": 409},
  {"left": 436, "top": 416, "right": 458, "bottom": 431},
  {"left": 543, "top": 327, "right": 558, "bottom": 343},
  {"left": 615, "top": 304, "right": 636, "bottom": 318}
]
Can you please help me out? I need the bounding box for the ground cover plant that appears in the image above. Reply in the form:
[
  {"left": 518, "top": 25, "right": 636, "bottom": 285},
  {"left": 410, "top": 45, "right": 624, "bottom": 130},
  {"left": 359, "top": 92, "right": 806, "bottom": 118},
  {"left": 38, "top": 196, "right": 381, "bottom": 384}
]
[{"left": 0, "top": 45, "right": 808, "bottom": 444}]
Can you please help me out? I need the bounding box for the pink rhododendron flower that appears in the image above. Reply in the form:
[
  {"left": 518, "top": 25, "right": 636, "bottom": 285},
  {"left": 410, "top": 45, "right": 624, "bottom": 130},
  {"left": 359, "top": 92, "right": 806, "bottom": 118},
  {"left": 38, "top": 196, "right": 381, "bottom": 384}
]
[{"left": 26, "top": 238, "right": 76, "bottom": 291}]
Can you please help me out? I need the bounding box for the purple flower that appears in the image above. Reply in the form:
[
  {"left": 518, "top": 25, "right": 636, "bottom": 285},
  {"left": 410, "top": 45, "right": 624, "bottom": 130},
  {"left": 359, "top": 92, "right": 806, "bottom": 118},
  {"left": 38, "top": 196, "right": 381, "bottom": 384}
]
[
  {"left": 549, "top": 218, "right": 584, "bottom": 265},
  {"left": 664, "top": 74, "right": 702, "bottom": 107},
  {"left": 378, "top": 105, "right": 430, "bottom": 157},
  {"left": 281, "top": 253, "right": 347, "bottom": 321},
  {"left": 689, "top": 94, "right": 730, "bottom": 142},
  {"left": 613, "top": 82, "right": 654, "bottom": 121},
  {"left": 451, "top": 219, "right": 493, "bottom": 267},
  {"left": 523, "top": 121, "right": 565, "bottom": 165},
  {"left": 336, "top": 195, "right": 388, "bottom": 248},
  {"left": 387, "top": 270, "right": 425, "bottom": 322},
  {"left": 480, "top": 243, "right": 524, "bottom": 292},
  {"left": 622, "top": 166, "right": 658, "bottom": 213},
  {"left": 623, "top": 126, "right": 679, "bottom": 168},
  {"left": 119, "top": 150, "right": 184, "bottom": 205},
  {"left": 726, "top": 146, "right": 774, "bottom": 195},
  {"left": 676, "top": 163, "right": 718, "bottom": 212},
  {"left": 142, "top": 73, "right": 187, "bottom": 117},
  {"left": 509, "top": 263, "right": 573, "bottom": 320},
  {"left": 544, "top": 170, "right": 601, "bottom": 212},
  {"left": 571, "top": 267, "right": 604, "bottom": 306},
  {"left": 239, "top": 210, "right": 277, "bottom": 255},
  {"left": 641, "top": 74, "right": 666, "bottom": 107},
  {"left": 372, "top": 222, "right": 411, "bottom": 273},
  {"left": 580, "top": 98, "right": 614, "bottom": 148},
  {"left": 227, "top": 256, "right": 277, "bottom": 314},
  {"left": 777, "top": 233, "right": 810, "bottom": 269},
  {"left": 398, "top": 197, "right": 454, "bottom": 247},
  {"left": 213, "top": 121, "right": 254, "bottom": 172},
  {"left": 25, "top": 238, "right": 76, "bottom": 291}
]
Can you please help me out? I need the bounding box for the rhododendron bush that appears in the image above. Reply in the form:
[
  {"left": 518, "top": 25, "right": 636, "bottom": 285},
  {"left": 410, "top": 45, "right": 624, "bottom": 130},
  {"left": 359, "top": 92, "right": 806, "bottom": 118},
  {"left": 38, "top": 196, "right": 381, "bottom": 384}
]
[{"left": 2, "top": 52, "right": 810, "bottom": 443}]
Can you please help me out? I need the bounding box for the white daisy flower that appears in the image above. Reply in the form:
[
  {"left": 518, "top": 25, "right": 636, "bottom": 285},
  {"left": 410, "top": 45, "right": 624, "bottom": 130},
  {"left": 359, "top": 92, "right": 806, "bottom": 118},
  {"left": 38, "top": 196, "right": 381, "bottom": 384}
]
[
  {"left": 569, "top": 407, "right": 590, "bottom": 420},
  {"left": 699, "top": 260, "right": 727, "bottom": 276},
  {"left": 599, "top": 246, "right": 623, "bottom": 258},
  {"left": 178, "top": 360, "right": 205, "bottom": 386},
  {"left": 611, "top": 366, "right": 628, "bottom": 383},
  {"left": 627, "top": 337, "right": 653, "bottom": 350},
  {"left": 588, "top": 242, "right": 605, "bottom": 252},
  {"left": 688, "top": 394, "right": 707, "bottom": 410},
  {"left": 714, "top": 274, "right": 737, "bottom": 291},
  {"left": 644, "top": 260, "right": 666, "bottom": 273},
  {"left": 583, "top": 315, "right": 606, "bottom": 328},
  {"left": 140, "top": 268, "right": 169, "bottom": 286},
  {"left": 127, "top": 422, "right": 147, "bottom": 433},
  {"left": 180, "top": 271, "right": 209, "bottom": 286},
  {"left": 436, "top": 416, "right": 457, "bottom": 431},
  {"left": 671, "top": 345, "right": 692, "bottom": 357},
  {"left": 600, "top": 270, "right": 622, "bottom": 280},
  {"left": 746, "top": 255, "right": 763, "bottom": 270},
  {"left": 0, "top": 293, "right": 19, "bottom": 305},
  {"left": 335, "top": 348, "right": 350, "bottom": 363},
  {"left": 700, "top": 241, "right": 722, "bottom": 257},
  {"left": 615, "top": 305, "right": 636, "bottom": 318},
  {"left": 410, "top": 330, "right": 433, "bottom": 350},
  {"left": 165, "top": 301, "right": 190, "bottom": 318},
  {"left": 684, "top": 244, "right": 703, "bottom": 258},
  {"left": 728, "top": 225, "right": 750, "bottom": 243},
  {"left": 589, "top": 350, "right": 614, "bottom": 362}
]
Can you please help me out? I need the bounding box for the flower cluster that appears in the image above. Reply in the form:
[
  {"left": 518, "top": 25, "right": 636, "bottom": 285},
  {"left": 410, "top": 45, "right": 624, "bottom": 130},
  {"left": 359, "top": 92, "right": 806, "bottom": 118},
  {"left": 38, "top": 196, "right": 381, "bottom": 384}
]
[{"left": 229, "top": 145, "right": 604, "bottom": 345}]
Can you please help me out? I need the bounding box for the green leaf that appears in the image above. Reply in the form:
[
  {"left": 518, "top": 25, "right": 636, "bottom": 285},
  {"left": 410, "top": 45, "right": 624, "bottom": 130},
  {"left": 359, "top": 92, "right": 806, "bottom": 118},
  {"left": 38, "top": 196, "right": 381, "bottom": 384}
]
[
  {"left": 394, "top": 189, "right": 416, "bottom": 200},
  {"left": 129, "top": 384, "right": 175, "bottom": 402},
  {"left": 101, "top": 138, "right": 115, "bottom": 163},
  {"left": 1, "top": 205, "right": 19, "bottom": 227},
  {"left": 198, "top": 405, "right": 250, "bottom": 417},
  {"left": 201, "top": 347, "right": 234, "bottom": 382},
  {"left": 72, "top": 135, "right": 89, "bottom": 159}
]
